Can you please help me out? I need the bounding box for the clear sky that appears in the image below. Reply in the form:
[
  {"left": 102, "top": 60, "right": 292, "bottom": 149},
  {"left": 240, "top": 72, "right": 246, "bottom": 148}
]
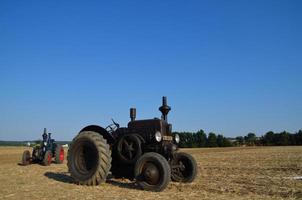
[{"left": 0, "top": 1, "right": 301, "bottom": 141}]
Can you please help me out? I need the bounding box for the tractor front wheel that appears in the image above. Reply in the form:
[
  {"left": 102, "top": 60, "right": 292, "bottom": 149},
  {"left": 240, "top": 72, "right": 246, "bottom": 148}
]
[
  {"left": 134, "top": 152, "right": 171, "bottom": 192},
  {"left": 171, "top": 152, "right": 197, "bottom": 182}
]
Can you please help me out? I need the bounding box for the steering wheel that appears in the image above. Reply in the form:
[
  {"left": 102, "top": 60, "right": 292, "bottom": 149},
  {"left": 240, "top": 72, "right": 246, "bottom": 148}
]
[{"left": 105, "top": 119, "right": 120, "bottom": 133}]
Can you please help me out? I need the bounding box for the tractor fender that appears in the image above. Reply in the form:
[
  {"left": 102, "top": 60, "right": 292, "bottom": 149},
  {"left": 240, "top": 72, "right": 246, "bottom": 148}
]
[
  {"left": 79, "top": 125, "right": 115, "bottom": 145},
  {"left": 117, "top": 133, "right": 145, "bottom": 144}
]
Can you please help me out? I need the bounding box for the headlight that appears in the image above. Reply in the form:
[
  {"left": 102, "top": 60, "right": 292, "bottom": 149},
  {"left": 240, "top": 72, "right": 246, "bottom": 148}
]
[
  {"left": 44, "top": 142, "right": 47, "bottom": 146},
  {"left": 175, "top": 134, "right": 180, "bottom": 143},
  {"left": 155, "top": 131, "right": 162, "bottom": 142}
]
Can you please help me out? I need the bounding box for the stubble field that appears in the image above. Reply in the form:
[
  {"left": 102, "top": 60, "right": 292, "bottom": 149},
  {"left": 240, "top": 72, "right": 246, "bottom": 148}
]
[{"left": 0, "top": 146, "right": 301, "bottom": 200}]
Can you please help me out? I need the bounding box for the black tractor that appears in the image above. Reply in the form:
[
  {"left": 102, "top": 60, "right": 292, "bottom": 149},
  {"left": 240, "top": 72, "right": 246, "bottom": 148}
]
[
  {"left": 22, "top": 128, "right": 65, "bottom": 166},
  {"left": 67, "top": 97, "right": 197, "bottom": 191}
]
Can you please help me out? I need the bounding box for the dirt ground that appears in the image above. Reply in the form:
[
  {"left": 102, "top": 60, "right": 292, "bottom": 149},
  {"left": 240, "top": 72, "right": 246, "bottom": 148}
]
[{"left": 0, "top": 146, "right": 301, "bottom": 200}]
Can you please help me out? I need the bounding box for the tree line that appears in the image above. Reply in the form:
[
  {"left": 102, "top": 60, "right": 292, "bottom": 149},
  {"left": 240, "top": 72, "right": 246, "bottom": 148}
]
[
  {"left": 235, "top": 130, "right": 302, "bottom": 146},
  {"left": 173, "top": 130, "right": 302, "bottom": 148},
  {"left": 173, "top": 130, "right": 232, "bottom": 148}
]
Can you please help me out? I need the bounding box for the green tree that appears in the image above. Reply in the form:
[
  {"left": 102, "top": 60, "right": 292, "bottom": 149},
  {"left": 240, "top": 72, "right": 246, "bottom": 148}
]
[
  {"left": 216, "top": 134, "right": 224, "bottom": 147},
  {"left": 278, "top": 131, "right": 290, "bottom": 146},
  {"left": 188, "top": 132, "right": 196, "bottom": 147},
  {"left": 222, "top": 138, "right": 232, "bottom": 147},
  {"left": 296, "top": 130, "right": 302, "bottom": 145},
  {"left": 263, "top": 131, "right": 274, "bottom": 146},
  {"left": 177, "top": 132, "right": 189, "bottom": 148},
  {"left": 207, "top": 132, "right": 218, "bottom": 147},
  {"left": 235, "top": 136, "right": 244, "bottom": 146},
  {"left": 289, "top": 134, "right": 296, "bottom": 145},
  {"left": 245, "top": 133, "right": 256, "bottom": 146},
  {"left": 195, "top": 129, "right": 207, "bottom": 147}
]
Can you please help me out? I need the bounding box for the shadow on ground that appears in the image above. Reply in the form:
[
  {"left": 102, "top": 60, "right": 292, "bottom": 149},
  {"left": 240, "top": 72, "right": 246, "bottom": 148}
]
[
  {"left": 18, "top": 161, "right": 56, "bottom": 166},
  {"left": 44, "top": 172, "right": 74, "bottom": 183},
  {"left": 44, "top": 172, "right": 140, "bottom": 190},
  {"left": 106, "top": 179, "right": 138, "bottom": 190}
]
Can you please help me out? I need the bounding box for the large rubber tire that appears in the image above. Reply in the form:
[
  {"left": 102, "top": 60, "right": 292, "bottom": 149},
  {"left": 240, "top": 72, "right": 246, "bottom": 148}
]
[
  {"left": 67, "top": 131, "right": 111, "bottom": 185},
  {"left": 55, "top": 145, "right": 64, "bottom": 164},
  {"left": 116, "top": 134, "right": 142, "bottom": 164},
  {"left": 171, "top": 152, "right": 197, "bottom": 183},
  {"left": 22, "top": 150, "right": 31, "bottom": 165},
  {"left": 134, "top": 152, "right": 171, "bottom": 192},
  {"left": 42, "top": 150, "right": 52, "bottom": 166}
]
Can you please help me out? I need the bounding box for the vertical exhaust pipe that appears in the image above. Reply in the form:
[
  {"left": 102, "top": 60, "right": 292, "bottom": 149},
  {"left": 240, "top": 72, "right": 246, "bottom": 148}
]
[
  {"left": 42, "top": 128, "right": 48, "bottom": 143},
  {"left": 130, "top": 108, "right": 136, "bottom": 121},
  {"left": 159, "top": 96, "right": 171, "bottom": 122}
]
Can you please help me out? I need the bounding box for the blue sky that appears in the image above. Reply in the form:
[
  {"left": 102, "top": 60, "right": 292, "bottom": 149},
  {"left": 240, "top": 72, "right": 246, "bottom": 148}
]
[{"left": 0, "top": 1, "right": 301, "bottom": 140}]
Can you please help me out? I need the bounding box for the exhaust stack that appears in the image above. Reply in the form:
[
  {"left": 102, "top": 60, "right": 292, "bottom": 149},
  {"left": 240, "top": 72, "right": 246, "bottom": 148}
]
[
  {"left": 159, "top": 96, "right": 171, "bottom": 122},
  {"left": 130, "top": 108, "right": 136, "bottom": 121}
]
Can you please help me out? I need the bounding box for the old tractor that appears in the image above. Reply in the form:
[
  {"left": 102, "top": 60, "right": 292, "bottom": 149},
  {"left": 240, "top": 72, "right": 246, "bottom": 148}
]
[
  {"left": 67, "top": 97, "right": 197, "bottom": 191},
  {"left": 22, "top": 128, "right": 65, "bottom": 166}
]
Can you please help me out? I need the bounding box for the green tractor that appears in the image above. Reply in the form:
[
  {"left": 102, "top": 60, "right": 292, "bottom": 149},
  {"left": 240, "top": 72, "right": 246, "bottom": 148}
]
[{"left": 22, "top": 128, "right": 65, "bottom": 166}]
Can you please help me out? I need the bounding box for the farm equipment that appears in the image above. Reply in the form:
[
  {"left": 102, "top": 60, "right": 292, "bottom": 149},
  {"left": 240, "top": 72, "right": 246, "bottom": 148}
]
[
  {"left": 21, "top": 128, "right": 64, "bottom": 166},
  {"left": 67, "top": 97, "right": 197, "bottom": 191}
]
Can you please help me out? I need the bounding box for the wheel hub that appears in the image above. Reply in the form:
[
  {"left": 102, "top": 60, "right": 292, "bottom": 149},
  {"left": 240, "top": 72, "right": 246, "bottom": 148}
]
[
  {"left": 143, "top": 163, "right": 159, "bottom": 185},
  {"left": 123, "top": 139, "right": 135, "bottom": 159}
]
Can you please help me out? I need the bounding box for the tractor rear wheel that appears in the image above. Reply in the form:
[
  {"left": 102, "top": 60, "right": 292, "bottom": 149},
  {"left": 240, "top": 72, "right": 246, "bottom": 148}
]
[
  {"left": 67, "top": 131, "right": 111, "bottom": 185},
  {"left": 171, "top": 152, "right": 197, "bottom": 182},
  {"left": 22, "top": 150, "right": 31, "bottom": 165},
  {"left": 43, "top": 150, "right": 52, "bottom": 166},
  {"left": 134, "top": 152, "right": 171, "bottom": 192},
  {"left": 55, "top": 145, "right": 64, "bottom": 164}
]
